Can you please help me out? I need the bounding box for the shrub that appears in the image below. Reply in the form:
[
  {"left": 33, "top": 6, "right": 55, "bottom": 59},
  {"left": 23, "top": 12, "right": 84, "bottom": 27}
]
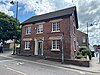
[
  {"left": 75, "top": 46, "right": 91, "bottom": 59},
  {"left": 82, "top": 49, "right": 91, "bottom": 56},
  {"left": 75, "top": 52, "right": 82, "bottom": 59}
]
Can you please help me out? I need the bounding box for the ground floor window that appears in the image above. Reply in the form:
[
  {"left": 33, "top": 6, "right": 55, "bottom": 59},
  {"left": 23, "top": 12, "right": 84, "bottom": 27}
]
[
  {"left": 51, "top": 40, "right": 60, "bottom": 51},
  {"left": 25, "top": 41, "right": 30, "bottom": 50}
]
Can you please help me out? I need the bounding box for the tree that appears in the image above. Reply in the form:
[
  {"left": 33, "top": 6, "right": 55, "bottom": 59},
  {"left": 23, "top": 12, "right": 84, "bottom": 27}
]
[{"left": 0, "top": 12, "right": 21, "bottom": 43}]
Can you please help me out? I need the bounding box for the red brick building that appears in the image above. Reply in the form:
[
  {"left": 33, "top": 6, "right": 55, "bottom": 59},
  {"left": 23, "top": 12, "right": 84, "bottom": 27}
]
[
  {"left": 20, "top": 6, "right": 79, "bottom": 60},
  {"left": 76, "top": 30, "right": 88, "bottom": 47}
]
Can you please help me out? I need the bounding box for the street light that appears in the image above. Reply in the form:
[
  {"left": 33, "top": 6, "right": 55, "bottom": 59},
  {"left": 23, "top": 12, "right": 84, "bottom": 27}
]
[
  {"left": 10, "top": 0, "right": 18, "bottom": 55},
  {"left": 10, "top": 0, "right": 18, "bottom": 20},
  {"left": 87, "top": 22, "right": 88, "bottom": 35},
  {"left": 61, "top": 33, "right": 64, "bottom": 64},
  {"left": 87, "top": 22, "right": 100, "bottom": 62},
  {"left": 87, "top": 22, "right": 89, "bottom": 47}
]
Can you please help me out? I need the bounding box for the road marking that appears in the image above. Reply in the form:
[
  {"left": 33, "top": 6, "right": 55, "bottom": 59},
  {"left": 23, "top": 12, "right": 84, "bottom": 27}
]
[
  {"left": 7, "top": 67, "right": 28, "bottom": 75},
  {"left": 79, "top": 71, "right": 86, "bottom": 74},
  {"left": 0, "top": 59, "right": 18, "bottom": 62},
  {"left": 18, "top": 59, "right": 86, "bottom": 74},
  {"left": 0, "top": 56, "right": 87, "bottom": 74},
  {"left": 16, "top": 62, "right": 24, "bottom": 65},
  {"left": 0, "top": 60, "right": 13, "bottom": 62}
]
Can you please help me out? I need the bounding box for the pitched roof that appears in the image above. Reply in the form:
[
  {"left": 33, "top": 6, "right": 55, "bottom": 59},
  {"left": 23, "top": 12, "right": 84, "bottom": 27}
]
[
  {"left": 21, "top": 6, "right": 78, "bottom": 28},
  {"left": 76, "top": 30, "right": 88, "bottom": 35}
]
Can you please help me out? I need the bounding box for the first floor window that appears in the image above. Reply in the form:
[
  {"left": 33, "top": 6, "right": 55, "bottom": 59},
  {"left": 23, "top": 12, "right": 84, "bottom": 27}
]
[
  {"left": 83, "top": 37, "right": 86, "bottom": 43},
  {"left": 26, "top": 26, "right": 31, "bottom": 35},
  {"left": 52, "top": 22, "right": 60, "bottom": 32},
  {"left": 37, "top": 25, "right": 43, "bottom": 33},
  {"left": 52, "top": 40, "right": 60, "bottom": 50},
  {"left": 25, "top": 41, "right": 30, "bottom": 50}
]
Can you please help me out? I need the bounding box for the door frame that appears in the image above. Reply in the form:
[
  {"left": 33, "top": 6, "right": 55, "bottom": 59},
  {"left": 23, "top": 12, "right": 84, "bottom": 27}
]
[
  {"left": 34, "top": 37, "right": 44, "bottom": 55},
  {"left": 37, "top": 40, "right": 43, "bottom": 55}
]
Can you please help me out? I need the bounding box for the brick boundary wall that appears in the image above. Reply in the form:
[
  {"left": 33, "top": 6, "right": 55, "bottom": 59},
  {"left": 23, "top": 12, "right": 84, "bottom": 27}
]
[
  {"left": 45, "top": 57, "right": 90, "bottom": 67},
  {"left": 64, "top": 59, "right": 90, "bottom": 67},
  {"left": 16, "top": 49, "right": 90, "bottom": 67}
]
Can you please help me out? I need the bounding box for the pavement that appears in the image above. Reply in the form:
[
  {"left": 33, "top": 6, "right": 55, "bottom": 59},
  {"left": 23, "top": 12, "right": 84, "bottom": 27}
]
[{"left": 0, "top": 51, "right": 100, "bottom": 74}]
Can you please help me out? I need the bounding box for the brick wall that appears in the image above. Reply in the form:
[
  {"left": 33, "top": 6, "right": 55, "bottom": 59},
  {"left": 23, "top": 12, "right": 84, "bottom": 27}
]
[
  {"left": 20, "top": 16, "right": 77, "bottom": 59},
  {"left": 76, "top": 30, "right": 88, "bottom": 47}
]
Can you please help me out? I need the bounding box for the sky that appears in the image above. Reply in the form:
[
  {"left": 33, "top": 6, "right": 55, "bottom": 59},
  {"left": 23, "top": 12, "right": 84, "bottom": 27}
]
[{"left": 0, "top": 0, "right": 100, "bottom": 46}]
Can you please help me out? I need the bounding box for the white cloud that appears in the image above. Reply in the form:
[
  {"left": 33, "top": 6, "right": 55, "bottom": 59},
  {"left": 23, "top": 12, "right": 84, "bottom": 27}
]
[
  {"left": 0, "top": 0, "right": 100, "bottom": 45},
  {"left": 0, "top": 0, "right": 75, "bottom": 16},
  {"left": 78, "top": 0, "right": 100, "bottom": 26},
  {"left": 0, "top": 1, "right": 14, "bottom": 16},
  {"left": 16, "top": 0, "right": 74, "bottom": 15},
  {"left": 80, "top": 23, "right": 100, "bottom": 46},
  {"left": 78, "top": 0, "right": 100, "bottom": 45}
]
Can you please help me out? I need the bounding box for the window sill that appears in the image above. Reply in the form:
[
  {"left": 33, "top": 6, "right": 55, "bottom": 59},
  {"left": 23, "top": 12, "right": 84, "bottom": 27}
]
[
  {"left": 24, "top": 48, "right": 30, "bottom": 50},
  {"left": 25, "top": 34, "right": 31, "bottom": 35},
  {"left": 51, "top": 49, "right": 60, "bottom": 51},
  {"left": 36, "top": 32, "right": 43, "bottom": 34},
  {"left": 51, "top": 31, "right": 60, "bottom": 33}
]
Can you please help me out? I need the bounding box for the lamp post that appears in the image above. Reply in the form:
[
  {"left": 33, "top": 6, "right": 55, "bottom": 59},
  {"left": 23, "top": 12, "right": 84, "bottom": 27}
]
[
  {"left": 10, "top": 0, "right": 18, "bottom": 20},
  {"left": 61, "top": 33, "right": 64, "bottom": 64},
  {"left": 87, "top": 22, "right": 88, "bottom": 36},
  {"left": 87, "top": 22, "right": 90, "bottom": 48},
  {"left": 10, "top": 0, "right": 18, "bottom": 55}
]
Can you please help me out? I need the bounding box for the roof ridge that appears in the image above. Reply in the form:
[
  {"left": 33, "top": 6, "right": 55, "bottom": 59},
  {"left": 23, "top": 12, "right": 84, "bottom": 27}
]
[{"left": 21, "top": 6, "right": 77, "bottom": 26}]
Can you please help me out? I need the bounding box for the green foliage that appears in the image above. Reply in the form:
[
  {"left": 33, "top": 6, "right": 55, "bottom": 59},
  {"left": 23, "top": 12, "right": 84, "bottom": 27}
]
[
  {"left": 81, "top": 49, "right": 90, "bottom": 56},
  {"left": 0, "top": 12, "right": 21, "bottom": 42},
  {"left": 76, "top": 46, "right": 91, "bottom": 59},
  {"left": 79, "top": 46, "right": 91, "bottom": 56},
  {"left": 75, "top": 52, "right": 82, "bottom": 59}
]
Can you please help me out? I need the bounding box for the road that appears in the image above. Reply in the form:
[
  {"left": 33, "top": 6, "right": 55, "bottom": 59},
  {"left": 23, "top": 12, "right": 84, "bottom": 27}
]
[{"left": 0, "top": 55, "right": 95, "bottom": 75}]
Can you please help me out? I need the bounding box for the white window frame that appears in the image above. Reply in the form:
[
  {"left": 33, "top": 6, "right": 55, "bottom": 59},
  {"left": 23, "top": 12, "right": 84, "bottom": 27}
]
[
  {"left": 37, "top": 25, "right": 43, "bottom": 33},
  {"left": 51, "top": 40, "right": 60, "bottom": 51},
  {"left": 52, "top": 22, "right": 60, "bottom": 32},
  {"left": 83, "top": 37, "right": 86, "bottom": 43},
  {"left": 26, "top": 27, "right": 31, "bottom": 35},
  {"left": 25, "top": 41, "right": 30, "bottom": 50}
]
